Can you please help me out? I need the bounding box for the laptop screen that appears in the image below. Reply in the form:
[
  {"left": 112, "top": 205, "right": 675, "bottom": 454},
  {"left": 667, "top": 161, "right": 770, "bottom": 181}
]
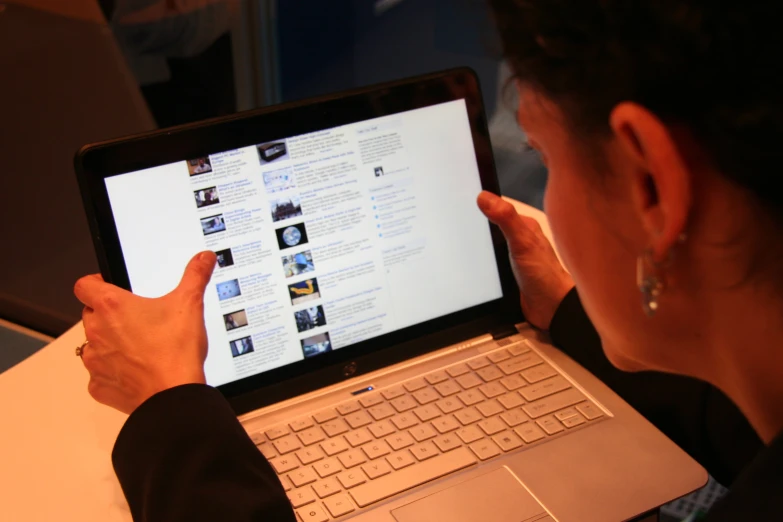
[{"left": 103, "top": 99, "right": 503, "bottom": 387}]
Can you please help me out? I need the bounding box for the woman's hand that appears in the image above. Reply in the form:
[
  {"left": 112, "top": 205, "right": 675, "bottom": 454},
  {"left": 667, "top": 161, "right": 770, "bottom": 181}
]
[
  {"left": 477, "top": 192, "right": 574, "bottom": 330},
  {"left": 74, "top": 251, "right": 217, "bottom": 415}
]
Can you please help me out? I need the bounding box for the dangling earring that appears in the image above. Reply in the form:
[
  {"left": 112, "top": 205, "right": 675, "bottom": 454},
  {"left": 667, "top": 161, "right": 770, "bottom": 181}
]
[{"left": 636, "top": 234, "right": 687, "bottom": 317}]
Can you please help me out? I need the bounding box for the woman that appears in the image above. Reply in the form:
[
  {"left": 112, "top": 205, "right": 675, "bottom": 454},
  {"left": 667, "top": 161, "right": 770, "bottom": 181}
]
[{"left": 74, "top": 1, "right": 780, "bottom": 520}]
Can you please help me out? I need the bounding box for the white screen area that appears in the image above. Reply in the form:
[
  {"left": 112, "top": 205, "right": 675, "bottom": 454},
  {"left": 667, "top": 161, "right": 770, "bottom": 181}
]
[{"left": 105, "top": 100, "right": 503, "bottom": 386}]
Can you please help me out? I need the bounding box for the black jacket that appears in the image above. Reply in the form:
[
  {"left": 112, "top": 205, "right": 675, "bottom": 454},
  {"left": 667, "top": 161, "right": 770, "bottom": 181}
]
[{"left": 113, "top": 288, "right": 775, "bottom": 521}]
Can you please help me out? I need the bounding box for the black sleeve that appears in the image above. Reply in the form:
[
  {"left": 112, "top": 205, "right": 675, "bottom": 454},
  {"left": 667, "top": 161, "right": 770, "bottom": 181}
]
[
  {"left": 112, "top": 384, "right": 296, "bottom": 522},
  {"left": 548, "top": 288, "right": 762, "bottom": 487}
]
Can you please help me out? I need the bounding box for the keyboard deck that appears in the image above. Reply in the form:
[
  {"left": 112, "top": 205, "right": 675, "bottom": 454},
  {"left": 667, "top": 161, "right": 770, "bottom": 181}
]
[{"left": 248, "top": 339, "right": 607, "bottom": 521}]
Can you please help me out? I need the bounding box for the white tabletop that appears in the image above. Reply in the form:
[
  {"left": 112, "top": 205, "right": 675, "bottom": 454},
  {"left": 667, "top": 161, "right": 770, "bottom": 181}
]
[{"left": 0, "top": 200, "right": 552, "bottom": 521}]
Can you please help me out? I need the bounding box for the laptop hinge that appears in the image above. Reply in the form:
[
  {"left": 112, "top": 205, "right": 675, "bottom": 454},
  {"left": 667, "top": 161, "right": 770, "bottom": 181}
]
[{"left": 490, "top": 324, "right": 518, "bottom": 341}]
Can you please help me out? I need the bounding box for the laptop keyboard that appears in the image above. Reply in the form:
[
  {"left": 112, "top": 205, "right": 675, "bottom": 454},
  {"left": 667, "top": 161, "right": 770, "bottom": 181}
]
[{"left": 249, "top": 340, "right": 606, "bottom": 521}]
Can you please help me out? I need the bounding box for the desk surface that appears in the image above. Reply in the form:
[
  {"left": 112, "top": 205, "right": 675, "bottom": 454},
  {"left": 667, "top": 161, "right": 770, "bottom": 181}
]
[{"left": 0, "top": 200, "right": 552, "bottom": 521}]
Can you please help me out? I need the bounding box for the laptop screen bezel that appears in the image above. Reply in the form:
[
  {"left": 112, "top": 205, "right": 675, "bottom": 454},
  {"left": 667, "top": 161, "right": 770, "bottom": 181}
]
[{"left": 75, "top": 68, "right": 523, "bottom": 414}]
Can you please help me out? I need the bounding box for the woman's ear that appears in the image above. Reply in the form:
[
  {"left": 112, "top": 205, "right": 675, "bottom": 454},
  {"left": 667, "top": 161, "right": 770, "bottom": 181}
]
[{"left": 609, "top": 102, "right": 692, "bottom": 261}]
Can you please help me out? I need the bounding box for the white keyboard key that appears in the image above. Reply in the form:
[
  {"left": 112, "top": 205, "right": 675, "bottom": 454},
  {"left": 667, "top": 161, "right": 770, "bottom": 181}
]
[
  {"left": 476, "top": 366, "right": 504, "bottom": 382},
  {"left": 500, "top": 408, "right": 528, "bottom": 427},
  {"left": 479, "top": 382, "right": 507, "bottom": 399},
  {"left": 323, "top": 493, "right": 356, "bottom": 518},
  {"left": 296, "top": 503, "right": 329, "bottom": 522},
  {"left": 298, "top": 426, "right": 326, "bottom": 446},
  {"left": 478, "top": 417, "right": 506, "bottom": 435},
  {"left": 289, "top": 467, "right": 318, "bottom": 488},
  {"left": 390, "top": 413, "right": 418, "bottom": 430},
  {"left": 279, "top": 475, "right": 294, "bottom": 491},
  {"left": 367, "top": 403, "right": 395, "bottom": 421},
  {"left": 413, "top": 387, "right": 440, "bottom": 404},
  {"left": 350, "top": 448, "right": 476, "bottom": 507},
  {"left": 562, "top": 414, "right": 587, "bottom": 428},
  {"left": 337, "top": 468, "right": 367, "bottom": 489},
  {"left": 368, "top": 420, "right": 396, "bottom": 439},
  {"left": 390, "top": 395, "right": 417, "bottom": 412},
  {"left": 322, "top": 418, "right": 350, "bottom": 438},
  {"left": 432, "top": 415, "right": 460, "bottom": 434},
  {"left": 457, "top": 390, "right": 484, "bottom": 406},
  {"left": 456, "top": 425, "right": 484, "bottom": 444},
  {"left": 403, "top": 377, "right": 428, "bottom": 392},
  {"left": 499, "top": 353, "right": 544, "bottom": 375},
  {"left": 515, "top": 423, "right": 546, "bottom": 443},
  {"left": 381, "top": 386, "right": 405, "bottom": 400},
  {"left": 344, "top": 429, "right": 372, "bottom": 448},
  {"left": 297, "top": 446, "right": 325, "bottom": 465},
  {"left": 336, "top": 401, "right": 361, "bottom": 415},
  {"left": 467, "top": 357, "right": 491, "bottom": 370},
  {"left": 249, "top": 432, "right": 265, "bottom": 445},
  {"left": 258, "top": 443, "right": 276, "bottom": 460},
  {"left": 576, "top": 402, "right": 605, "bottom": 420},
  {"left": 508, "top": 342, "right": 531, "bottom": 356},
  {"left": 523, "top": 389, "right": 586, "bottom": 419},
  {"left": 338, "top": 448, "right": 367, "bottom": 468},
  {"left": 344, "top": 411, "right": 373, "bottom": 429},
  {"left": 359, "top": 393, "right": 384, "bottom": 408},
  {"left": 521, "top": 364, "right": 558, "bottom": 384},
  {"left": 386, "top": 432, "right": 415, "bottom": 451},
  {"left": 493, "top": 430, "right": 524, "bottom": 452},
  {"left": 500, "top": 375, "right": 526, "bottom": 390},
  {"left": 313, "top": 408, "right": 338, "bottom": 424},
  {"left": 425, "top": 371, "right": 449, "bottom": 385},
  {"left": 476, "top": 400, "right": 503, "bottom": 417},
  {"left": 413, "top": 405, "right": 441, "bottom": 422},
  {"left": 271, "top": 455, "right": 299, "bottom": 474},
  {"left": 454, "top": 407, "right": 482, "bottom": 425},
  {"left": 434, "top": 381, "right": 461, "bottom": 397},
  {"left": 433, "top": 434, "right": 462, "bottom": 452},
  {"left": 555, "top": 407, "right": 579, "bottom": 421},
  {"left": 456, "top": 373, "right": 483, "bottom": 389},
  {"left": 290, "top": 417, "right": 315, "bottom": 432},
  {"left": 409, "top": 424, "right": 437, "bottom": 442},
  {"left": 312, "top": 477, "right": 341, "bottom": 499},
  {"left": 273, "top": 434, "right": 302, "bottom": 454},
  {"left": 498, "top": 392, "right": 525, "bottom": 410},
  {"left": 362, "top": 459, "right": 392, "bottom": 479},
  {"left": 410, "top": 441, "right": 439, "bottom": 461},
  {"left": 536, "top": 416, "right": 565, "bottom": 435},
  {"left": 436, "top": 397, "right": 463, "bottom": 414},
  {"left": 446, "top": 363, "right": 470, "bottom": 377},
  {"left": 519, "top": 376, "right": 572, "bottom": 402},
  {"left": 488, "top": 349, "right": 511, "bottom": 363},
  {"left": 386, "top": 450, "right": 416, "bottom": 470},
  {"left": 320, "top": 437, "right": 349, "bottom": 456},
  {"left": 361, "top": 440, "right": 391, "bottom": 460},
  {"left": 288, "top": 487, "right": 316, "bottom": 508},
  {"left": 469, "top": 439, "right": 501, "bottom": 460},
  {"left": 313, "top": 457, "right": 341, "bottom": 478},
  {"left": 265, "top": 426, "right": 290, "bottom": 440}
]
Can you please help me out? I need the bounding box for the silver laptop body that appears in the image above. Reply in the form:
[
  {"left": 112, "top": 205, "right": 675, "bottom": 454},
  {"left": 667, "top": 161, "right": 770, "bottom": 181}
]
[
  {"left": 239, "top": 322, "right": 706, "bottom": 522},
  {"left": 76, "top": 68, "right": 706, "bottom": 522}
]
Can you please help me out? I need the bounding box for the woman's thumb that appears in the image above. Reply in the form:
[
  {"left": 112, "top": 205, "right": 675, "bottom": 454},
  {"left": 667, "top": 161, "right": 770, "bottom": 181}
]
[{"left": 176, "top": 251, "right": 217, "bottom": 301}]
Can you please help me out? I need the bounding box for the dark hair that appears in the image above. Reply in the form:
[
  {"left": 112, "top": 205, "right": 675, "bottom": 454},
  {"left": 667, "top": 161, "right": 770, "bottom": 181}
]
[{"left": 489, "top": 1, "right": 783, "bottom": 215}]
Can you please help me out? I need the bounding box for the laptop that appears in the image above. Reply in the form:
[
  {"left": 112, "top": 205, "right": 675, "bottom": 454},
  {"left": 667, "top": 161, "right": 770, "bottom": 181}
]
[{"left": 75, "top": 68, "right": 706, "bottom": 522}]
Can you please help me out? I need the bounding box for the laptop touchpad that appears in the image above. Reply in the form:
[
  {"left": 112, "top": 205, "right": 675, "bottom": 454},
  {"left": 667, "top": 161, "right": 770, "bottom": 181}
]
[{"left": 391, "top": 467, "right": 549, "bottom": 522}]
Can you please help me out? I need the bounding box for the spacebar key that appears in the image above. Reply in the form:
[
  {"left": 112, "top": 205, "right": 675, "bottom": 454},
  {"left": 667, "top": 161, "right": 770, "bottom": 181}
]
[{"left": 349, "top": 447, "right": 476, "bottom": 508}]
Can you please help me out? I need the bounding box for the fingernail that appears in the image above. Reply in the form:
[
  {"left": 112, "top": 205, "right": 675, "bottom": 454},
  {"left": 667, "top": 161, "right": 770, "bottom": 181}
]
[
  {"left": 477, "top": 191, "right": 498, "bottom": 211},
  {"left": 197, "top": 251, "right": 215, "bottom": 262}
]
